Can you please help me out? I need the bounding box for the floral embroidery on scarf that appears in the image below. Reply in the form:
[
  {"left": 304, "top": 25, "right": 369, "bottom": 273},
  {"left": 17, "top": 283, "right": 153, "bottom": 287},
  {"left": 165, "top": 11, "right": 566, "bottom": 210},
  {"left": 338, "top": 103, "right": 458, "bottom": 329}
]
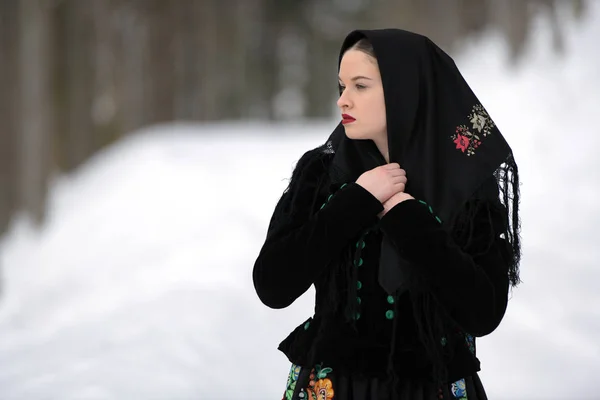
[
  {"left": 451, "top": 103, "right": 496, "bottom": 156},
  {"left": 451, "top": 378, "right": 468, "bottom": 399}
]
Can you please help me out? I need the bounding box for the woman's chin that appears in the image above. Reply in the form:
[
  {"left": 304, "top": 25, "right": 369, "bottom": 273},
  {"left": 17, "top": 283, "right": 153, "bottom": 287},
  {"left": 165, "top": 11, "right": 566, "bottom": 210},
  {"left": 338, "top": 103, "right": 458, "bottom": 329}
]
[{"left": 343, "top": 126, "right": 363, "bottom": 140}]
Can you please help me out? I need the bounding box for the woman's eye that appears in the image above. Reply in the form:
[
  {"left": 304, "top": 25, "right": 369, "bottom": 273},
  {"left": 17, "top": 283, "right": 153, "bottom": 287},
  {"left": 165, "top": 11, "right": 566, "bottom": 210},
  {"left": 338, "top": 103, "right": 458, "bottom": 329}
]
[{"left": 338, "top": 83, "right": 366, "bottom": 94}]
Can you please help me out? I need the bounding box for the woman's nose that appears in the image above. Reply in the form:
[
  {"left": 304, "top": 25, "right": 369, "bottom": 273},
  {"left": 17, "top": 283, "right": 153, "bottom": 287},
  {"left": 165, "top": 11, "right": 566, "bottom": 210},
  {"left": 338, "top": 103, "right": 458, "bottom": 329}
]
[{"left": 337, "top": 90, "right": 351, "bottom": 109}]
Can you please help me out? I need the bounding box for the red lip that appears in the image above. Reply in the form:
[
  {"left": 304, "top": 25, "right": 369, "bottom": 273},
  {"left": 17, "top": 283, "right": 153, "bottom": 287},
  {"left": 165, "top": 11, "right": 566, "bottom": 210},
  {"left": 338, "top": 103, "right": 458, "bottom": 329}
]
[{"left": 342, "top": 114, "right": 356, "bottom": 124}]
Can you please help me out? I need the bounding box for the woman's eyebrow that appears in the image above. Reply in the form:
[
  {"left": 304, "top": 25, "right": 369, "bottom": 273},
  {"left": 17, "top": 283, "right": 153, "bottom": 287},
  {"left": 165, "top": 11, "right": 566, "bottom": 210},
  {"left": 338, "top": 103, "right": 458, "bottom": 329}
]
[{"left": 338, "top": 75, "right": 373, "bottom": 82}]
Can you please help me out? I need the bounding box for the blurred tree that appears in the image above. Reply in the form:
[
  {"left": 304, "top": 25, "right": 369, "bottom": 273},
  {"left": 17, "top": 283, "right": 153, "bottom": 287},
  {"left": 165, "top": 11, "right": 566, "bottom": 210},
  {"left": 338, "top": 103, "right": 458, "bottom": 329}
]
[
  {"left": 0, "top": 0, "right": 19, "bottom": 231},
  {"left": 17, "top": 0, "right": 53, "bottom": 226},
  {"left": 54, "top": 0, "right": 95, "bottom": 171}
]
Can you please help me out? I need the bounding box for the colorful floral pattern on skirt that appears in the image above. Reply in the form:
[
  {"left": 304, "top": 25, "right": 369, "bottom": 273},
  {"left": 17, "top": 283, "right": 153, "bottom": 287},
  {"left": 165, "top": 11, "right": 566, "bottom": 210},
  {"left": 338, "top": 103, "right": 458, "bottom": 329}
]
[
  {"left": 450, "top": 378, "right": 468, "bottom": 400},
  {"left": 283, "top": 363, "right": 335, "bottom": 400},
  {"left": 282, "top": 363, "right": 479, "bottom": 400}
]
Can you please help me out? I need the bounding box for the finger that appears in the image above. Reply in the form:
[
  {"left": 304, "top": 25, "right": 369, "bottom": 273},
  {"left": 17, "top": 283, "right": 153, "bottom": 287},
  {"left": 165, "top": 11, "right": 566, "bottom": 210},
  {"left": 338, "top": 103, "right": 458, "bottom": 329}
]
[
  {"left": 392, "top": 182, "right": 406, "bottom": 192},
  {"left": 391, "top": 175, "right": 407, "bottom": 184},
  {"left": 383, "top": 163, "right": 401, "bottom": 170},
  {"left": 389, "top": 169, "right": 406, "bottom": 177}
]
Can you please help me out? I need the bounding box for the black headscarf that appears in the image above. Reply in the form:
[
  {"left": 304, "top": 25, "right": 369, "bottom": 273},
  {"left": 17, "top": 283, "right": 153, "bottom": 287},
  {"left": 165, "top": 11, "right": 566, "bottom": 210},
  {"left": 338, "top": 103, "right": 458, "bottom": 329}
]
[
  {"left": 328, "top": 29, "right": 520, "bottom": 294},
  {"left": 324, "top": 29, "right": 521, "bottom": 385}
]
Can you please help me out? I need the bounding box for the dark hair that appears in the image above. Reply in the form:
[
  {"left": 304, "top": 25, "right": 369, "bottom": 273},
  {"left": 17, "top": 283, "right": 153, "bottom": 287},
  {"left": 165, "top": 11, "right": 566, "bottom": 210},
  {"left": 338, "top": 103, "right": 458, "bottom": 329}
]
[{"left": 349, "top": 38, "right": 376, "bottom": 59}]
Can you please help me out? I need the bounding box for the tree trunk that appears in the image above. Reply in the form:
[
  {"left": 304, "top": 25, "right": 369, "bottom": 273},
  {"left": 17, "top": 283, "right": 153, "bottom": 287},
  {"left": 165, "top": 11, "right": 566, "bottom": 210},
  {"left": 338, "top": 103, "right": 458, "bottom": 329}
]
[
  {"left": 0, "top": 0, "right": 19, "bottom": 234},
  {"left": 17, "top": 0, "right": 54, "bottom": 224}
]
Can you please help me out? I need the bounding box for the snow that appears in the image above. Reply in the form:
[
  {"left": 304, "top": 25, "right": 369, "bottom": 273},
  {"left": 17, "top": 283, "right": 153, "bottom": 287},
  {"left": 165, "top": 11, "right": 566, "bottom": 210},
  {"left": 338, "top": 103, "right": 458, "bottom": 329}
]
[{"left": 1, "top": 5, "right": 599, "bottom": 399}]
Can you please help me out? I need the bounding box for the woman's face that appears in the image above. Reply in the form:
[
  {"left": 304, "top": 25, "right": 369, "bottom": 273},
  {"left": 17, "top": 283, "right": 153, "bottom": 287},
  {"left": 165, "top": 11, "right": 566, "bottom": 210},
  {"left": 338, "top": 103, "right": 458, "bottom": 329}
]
[{"left": 337, "top": 49, "right": 387, "bottom": 143}]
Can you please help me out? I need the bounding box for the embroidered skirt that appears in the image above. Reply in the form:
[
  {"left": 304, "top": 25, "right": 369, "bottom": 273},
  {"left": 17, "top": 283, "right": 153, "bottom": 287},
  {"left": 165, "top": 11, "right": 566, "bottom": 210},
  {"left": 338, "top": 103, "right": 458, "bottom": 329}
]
[{"left": 282, "top": 363, "right": 487, "bottom": 400}]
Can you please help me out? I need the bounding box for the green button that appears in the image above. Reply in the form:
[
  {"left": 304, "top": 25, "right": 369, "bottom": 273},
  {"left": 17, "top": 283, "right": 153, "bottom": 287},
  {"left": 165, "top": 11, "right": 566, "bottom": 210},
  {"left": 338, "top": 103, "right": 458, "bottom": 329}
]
[
  {"left": 354, "top": 312, "right": 361, "bottom": 320},
  {"left": 385, "top": 310, "right": 395, "bottom": 320},
  {"left": 304, "top": 321, "right": 310, "bottom": 330},
  {"left": 387, "top": 295, "right": 395, "bottom": 304},
  {"left": 340, "top": 183, "right": 348, "bottom": 189},
  {"left": 327, "top": 194, "right": 334, "bottom": 202},
  {"left": 357, "top": 281, "right": 362, "bottom": 290},
  {"left": 441, "top": 336, "right": 447, "bottom": 346},
  {"left": 357, "top": 297, "right": 361, "bottom": 305},
  {"left": 356, "top": 240, "right": 365, "bottom": 249},
  {"left": 320, "top": 203, "right": 326, "bottom": 210},
  {"left": 354, "top": 258, "right": 363, "bottom": 267}
]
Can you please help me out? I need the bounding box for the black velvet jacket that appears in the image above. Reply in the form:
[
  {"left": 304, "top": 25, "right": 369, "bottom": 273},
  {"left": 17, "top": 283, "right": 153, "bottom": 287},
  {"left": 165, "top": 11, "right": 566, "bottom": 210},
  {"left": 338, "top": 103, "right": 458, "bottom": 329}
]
[{"left": 252, "top": 155, "right": 510, "bottom": 383}]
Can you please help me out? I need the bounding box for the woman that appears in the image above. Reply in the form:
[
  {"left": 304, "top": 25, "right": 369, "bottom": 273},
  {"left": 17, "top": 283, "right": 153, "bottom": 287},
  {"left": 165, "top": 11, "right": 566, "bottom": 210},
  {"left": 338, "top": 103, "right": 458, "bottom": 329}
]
[{"left": 253, "top": 29, "right": 521, "bottom": 400}]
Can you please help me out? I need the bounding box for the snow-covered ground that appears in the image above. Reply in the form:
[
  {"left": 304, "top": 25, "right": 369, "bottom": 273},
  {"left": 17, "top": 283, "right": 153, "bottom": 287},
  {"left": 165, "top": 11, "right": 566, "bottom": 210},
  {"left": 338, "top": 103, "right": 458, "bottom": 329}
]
[{"left": 1, "top": 5, "right": 599, "bottom": 400}]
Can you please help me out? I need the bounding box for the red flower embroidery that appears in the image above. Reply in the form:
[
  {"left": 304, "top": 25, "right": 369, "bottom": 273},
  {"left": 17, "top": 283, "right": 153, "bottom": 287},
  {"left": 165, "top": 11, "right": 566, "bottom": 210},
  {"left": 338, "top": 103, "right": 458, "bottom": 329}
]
[
  {"left": 451, "top": 104, "right": 495, "bottom": 156},
  {"left": 453, "top": 134, "right": 470, "bottom": 152}
]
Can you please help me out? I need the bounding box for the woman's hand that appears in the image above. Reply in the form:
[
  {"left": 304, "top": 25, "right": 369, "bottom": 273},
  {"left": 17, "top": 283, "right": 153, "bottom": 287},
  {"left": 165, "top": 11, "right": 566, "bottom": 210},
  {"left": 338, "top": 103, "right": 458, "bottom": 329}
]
[
  {"left": 356, "top": 163, "right": 407, "bottom": 204},
  {"left": 377, "top": 191, "right": 415, "bottom": 219}
]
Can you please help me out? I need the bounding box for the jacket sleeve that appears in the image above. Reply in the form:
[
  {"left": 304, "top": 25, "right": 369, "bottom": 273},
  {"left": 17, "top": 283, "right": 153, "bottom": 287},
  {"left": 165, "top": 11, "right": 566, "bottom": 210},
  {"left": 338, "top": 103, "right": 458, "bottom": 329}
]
[
  {"left": 378, "top": 199, "right": 510, "bottom": 337},
  {"left": 253, "top": 181, "right": 383, "bottom": 310}
]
